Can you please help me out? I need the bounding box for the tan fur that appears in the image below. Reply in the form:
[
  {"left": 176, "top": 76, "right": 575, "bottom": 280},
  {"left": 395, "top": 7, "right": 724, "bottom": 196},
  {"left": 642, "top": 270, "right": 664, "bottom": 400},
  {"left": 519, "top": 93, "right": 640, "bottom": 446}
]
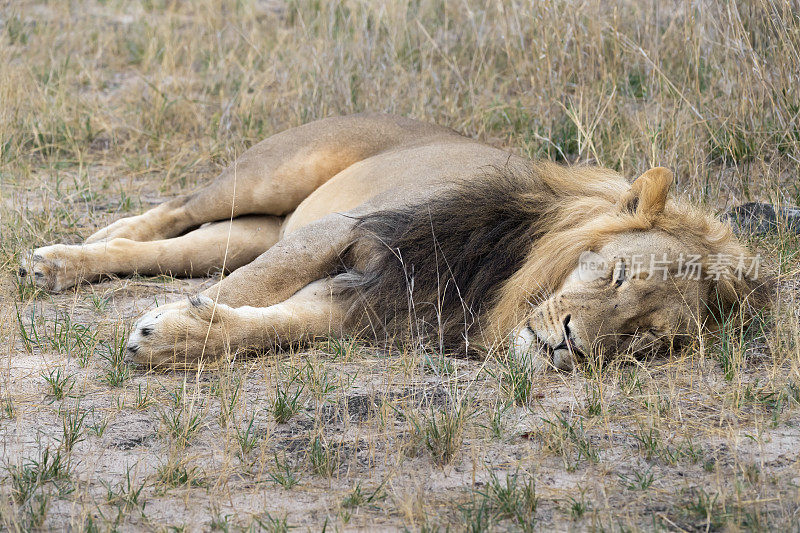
[
  {"left": 488, "top": 169, "right": 750, "bottom": 337},
  {"left": 497, "top": 168, "right": 767, "bottom": 371},
  {"left": 21, "top": 114, "right": 766, "bottom": 367}
]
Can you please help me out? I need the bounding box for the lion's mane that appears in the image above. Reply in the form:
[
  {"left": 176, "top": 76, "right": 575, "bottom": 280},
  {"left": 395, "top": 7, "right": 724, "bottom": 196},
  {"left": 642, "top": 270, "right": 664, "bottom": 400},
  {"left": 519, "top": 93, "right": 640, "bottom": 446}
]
[{"left": 337, "top": 162, "right": 768, "bottom": 353}]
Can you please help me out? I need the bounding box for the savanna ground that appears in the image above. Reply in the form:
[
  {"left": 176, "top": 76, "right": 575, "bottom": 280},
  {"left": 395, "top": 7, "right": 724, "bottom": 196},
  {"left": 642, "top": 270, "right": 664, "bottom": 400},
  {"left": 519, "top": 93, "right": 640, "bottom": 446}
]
[{"left": 1, "top": 0, "right": 800, "bottom": 530}]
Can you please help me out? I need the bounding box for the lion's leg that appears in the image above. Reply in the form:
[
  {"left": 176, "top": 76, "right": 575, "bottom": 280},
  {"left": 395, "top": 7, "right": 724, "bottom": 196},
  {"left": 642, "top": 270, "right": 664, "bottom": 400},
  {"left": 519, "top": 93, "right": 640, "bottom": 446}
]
[
  {"left": 125, "top": 278, "right": 348, "bottom": 366},
  {"left": 21, "top": 216, "right": 282, "bottom": 291},
  {"left": 198, "top": 213, "right": 356, "bottom": 309},
  {"left": 29, "top": 115, "right": 451, "bottom": 292},
  {"left": 85, "top": 114, "right": 448, "bottom": 244}
]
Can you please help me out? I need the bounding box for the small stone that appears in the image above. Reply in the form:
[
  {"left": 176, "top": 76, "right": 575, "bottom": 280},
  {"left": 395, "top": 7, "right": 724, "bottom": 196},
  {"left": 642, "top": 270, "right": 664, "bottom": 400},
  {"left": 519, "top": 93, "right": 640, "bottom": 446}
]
[{"left": 723, "top": 202, "right": 800, "bottom": 236}]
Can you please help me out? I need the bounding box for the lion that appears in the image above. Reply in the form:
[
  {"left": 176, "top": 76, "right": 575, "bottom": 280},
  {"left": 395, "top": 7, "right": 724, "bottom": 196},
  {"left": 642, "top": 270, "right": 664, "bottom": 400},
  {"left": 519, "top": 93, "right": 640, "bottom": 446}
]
[{"left": 19, "top": 113, "right": 770, "bottom": 369}]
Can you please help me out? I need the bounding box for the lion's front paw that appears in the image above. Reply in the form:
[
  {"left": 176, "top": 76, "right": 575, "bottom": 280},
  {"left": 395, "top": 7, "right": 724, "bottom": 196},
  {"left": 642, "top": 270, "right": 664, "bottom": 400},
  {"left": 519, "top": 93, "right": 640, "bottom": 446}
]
[
  {"left": 126, "top": 296, "right": 235, "bottom": 366},
  {"left": 18, "top": 245, "right": 81, "bottom": 292}
]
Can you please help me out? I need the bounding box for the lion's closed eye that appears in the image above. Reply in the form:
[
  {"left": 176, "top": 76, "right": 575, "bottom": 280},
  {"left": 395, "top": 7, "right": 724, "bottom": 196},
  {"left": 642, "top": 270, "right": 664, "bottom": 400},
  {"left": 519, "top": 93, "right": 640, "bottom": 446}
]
[{"left": 612, "top": 258, "right": 626, "bottom": 287}]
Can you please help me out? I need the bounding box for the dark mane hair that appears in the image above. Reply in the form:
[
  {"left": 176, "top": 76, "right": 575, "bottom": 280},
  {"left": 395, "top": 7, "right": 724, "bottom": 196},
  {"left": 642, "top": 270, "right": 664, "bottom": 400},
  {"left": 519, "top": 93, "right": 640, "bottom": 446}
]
[
  {"left": 335, "top": 162, "right": 771, "bottom": 355},
  {"left": 337, "top": 167, "right": 555, "bottom": 353}
]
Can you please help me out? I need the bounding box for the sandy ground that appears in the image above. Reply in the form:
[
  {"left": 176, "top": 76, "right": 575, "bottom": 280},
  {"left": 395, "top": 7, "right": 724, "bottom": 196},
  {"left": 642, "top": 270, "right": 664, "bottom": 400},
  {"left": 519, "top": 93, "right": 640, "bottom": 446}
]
[
  {"left": 2, "top": 266, "right": 800, "bottom": 530},
  {"left": 2, "top": 0, "right": 800, "bottom": 530}
]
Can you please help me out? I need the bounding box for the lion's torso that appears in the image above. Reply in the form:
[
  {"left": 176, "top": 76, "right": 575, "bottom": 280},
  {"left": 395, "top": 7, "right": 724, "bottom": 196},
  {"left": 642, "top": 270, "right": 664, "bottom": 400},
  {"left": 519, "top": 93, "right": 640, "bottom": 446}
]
[{"left": 280, "top": 132, "right": 529, "bottom": 235}]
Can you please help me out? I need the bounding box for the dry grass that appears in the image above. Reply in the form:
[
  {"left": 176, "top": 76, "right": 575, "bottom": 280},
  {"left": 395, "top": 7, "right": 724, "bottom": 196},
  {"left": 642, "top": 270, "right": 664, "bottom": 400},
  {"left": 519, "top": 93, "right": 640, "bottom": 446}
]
[{"left": 1, "top": 0, "right": 800, "bottom": 530}]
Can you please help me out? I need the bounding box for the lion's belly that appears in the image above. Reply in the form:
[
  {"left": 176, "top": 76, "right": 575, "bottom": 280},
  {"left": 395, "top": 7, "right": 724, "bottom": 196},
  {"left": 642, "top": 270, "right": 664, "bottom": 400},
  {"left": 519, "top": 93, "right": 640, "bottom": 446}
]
[{"left": 281, "top": 140, "right": 518, "bottom": 235}]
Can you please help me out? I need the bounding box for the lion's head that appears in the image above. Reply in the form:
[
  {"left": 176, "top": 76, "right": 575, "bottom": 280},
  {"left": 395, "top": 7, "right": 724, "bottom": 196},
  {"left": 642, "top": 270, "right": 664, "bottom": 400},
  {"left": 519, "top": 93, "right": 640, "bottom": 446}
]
[
  {"left": 506, "top": 168, "right": 771, "bottom": 371},
  {"left": 342, "top": 164, "right": 770, "bottom": 366}
]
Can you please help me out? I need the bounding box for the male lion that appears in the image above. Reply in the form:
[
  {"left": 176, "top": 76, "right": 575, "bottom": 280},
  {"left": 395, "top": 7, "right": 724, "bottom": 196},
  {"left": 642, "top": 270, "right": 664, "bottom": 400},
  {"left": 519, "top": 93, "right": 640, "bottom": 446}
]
[{"left": 20, "top": 114, "right": 769, "bottom": 369}]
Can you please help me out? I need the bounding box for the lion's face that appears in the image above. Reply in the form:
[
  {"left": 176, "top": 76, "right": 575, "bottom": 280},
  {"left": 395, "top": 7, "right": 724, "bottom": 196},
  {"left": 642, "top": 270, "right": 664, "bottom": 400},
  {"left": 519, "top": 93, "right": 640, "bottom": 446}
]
[
  {"left": 509, "top": 166, "right": 766, "bottom": 372},
  {"left": 516, "top": 231, "right": 709, "bottom": 370}
]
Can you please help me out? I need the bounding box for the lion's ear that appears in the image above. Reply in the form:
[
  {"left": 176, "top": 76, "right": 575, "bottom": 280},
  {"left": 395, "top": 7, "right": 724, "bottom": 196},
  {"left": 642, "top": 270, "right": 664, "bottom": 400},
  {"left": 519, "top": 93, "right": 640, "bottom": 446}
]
[{"left": 619, "top": 167, "right": 673, "bottom": 222}]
